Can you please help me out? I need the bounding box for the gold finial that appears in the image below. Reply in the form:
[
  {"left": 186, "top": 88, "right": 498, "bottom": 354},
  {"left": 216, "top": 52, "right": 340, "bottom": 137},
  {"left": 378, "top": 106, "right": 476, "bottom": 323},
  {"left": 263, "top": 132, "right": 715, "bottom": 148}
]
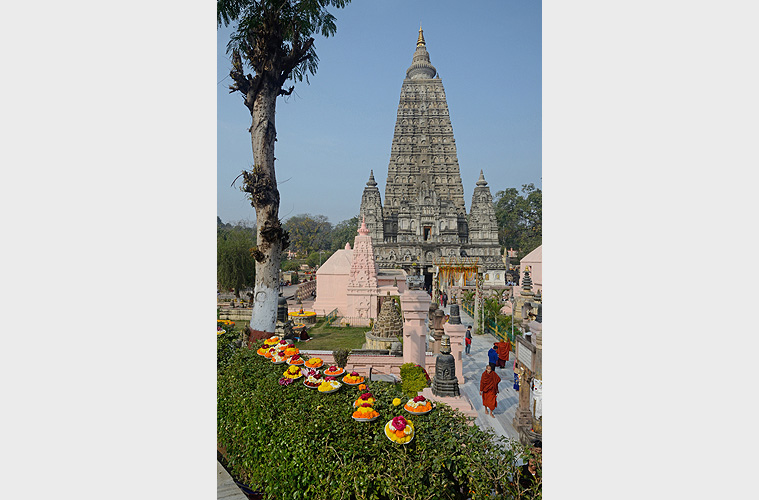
[{"left": 417, "top": 24, "right": 425, "bottom": 47}]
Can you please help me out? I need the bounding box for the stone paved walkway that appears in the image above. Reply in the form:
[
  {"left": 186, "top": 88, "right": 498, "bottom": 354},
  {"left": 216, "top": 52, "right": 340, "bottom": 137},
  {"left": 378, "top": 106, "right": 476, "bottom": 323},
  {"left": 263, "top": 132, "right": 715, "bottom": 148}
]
[
  {"left": 442, "top": 305, "right": 521, "bottom": 442},
  {"left": 217, "top": 460, "right": 248, "bottom": 500}
]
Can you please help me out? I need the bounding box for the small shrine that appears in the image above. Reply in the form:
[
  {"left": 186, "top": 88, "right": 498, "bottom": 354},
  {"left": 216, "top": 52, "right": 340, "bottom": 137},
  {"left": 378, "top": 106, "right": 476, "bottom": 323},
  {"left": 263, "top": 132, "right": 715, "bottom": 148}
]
[
  {"left": 363, "top": 293, "right": 403, "bottom": 351},
  {"left": 430, "top": 334, "right": 460, "bottom": 397}
]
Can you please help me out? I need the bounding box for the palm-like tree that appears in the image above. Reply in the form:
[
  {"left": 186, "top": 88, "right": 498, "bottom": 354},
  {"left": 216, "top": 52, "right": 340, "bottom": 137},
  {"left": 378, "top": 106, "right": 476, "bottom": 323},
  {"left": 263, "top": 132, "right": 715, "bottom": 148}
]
[{"left": 217, "top": 0, "right": 350, "bottom": 333}]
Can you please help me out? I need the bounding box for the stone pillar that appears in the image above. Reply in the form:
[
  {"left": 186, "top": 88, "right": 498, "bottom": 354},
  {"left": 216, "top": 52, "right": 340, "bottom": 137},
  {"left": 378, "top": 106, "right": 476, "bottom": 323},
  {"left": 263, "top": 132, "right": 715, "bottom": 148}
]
[
  {"left": 474, "top": 271, "right": 481, "bottom": 333},
  {"left": 529, "top": 317, "right": 542, "bottom": 435},
  {"left": 401, "top": 289, "right": 430, "bottom": 367},
  {"left": 513, "top": 365, "right": 533, "bottom": 429},
  {"left": 513, "top": 335, "right": 537, "bottom": 433},
  {"left": 443, "top": 307, "right": 466, "bottom": 385},
  {"left": 431, "top": 309, "right": 445, "bottom": 354}
]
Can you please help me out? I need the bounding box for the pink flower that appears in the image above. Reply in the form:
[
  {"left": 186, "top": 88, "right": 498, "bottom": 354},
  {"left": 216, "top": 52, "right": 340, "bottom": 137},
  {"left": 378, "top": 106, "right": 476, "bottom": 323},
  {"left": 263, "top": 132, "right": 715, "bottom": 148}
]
[
  {"left": 361, "top": 402, "right": 372, "bottom": 408},
  {"left": 359, "top": 392, "right": 373, "bottom": 400},
  {"left": 325, "top": 376, "right": 336, "bottom": 382},
  {"left": 413, "top": 396, "right": 426, "bottom": 403},
  {"left": 391, "top": 416, "right": 407, "bottom": 431},
  {"left": 350, "top": 371, "right": 359, "bottom": 377}
]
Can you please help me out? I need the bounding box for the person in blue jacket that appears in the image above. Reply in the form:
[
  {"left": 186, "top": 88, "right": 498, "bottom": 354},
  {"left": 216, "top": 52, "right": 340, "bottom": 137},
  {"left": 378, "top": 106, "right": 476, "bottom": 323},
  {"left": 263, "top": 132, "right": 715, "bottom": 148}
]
[{"left": 487, "top": 343, "right": 499, "bottom": 367}]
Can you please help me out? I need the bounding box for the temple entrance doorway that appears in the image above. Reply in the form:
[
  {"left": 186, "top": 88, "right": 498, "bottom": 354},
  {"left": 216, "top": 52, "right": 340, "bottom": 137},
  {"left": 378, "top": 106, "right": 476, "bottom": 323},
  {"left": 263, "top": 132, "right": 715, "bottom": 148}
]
[{"left": 424, "top": 270, "right": 433, "bottom": 291}]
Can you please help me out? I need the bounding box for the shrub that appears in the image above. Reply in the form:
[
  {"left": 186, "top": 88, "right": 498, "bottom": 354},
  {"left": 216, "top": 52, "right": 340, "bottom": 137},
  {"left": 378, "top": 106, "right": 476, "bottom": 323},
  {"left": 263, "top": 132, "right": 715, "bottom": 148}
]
[
  {"left": 332, "top": 348, "right": 350, "bottom": 368},
  {"left": 399, "top": 362, "right": 430, "bottom": 398},
  {"left": 218, "top": 344, "right": 540, "bottom": 499},
  {"left": 217, "top": 328, "right": 240, "bottom": 368}
]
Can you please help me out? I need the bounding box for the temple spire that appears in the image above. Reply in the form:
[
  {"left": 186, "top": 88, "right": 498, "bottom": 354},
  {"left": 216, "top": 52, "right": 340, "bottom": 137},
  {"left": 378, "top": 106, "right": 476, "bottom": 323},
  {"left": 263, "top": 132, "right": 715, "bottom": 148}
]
[
  {"left": 359, "top": 216, "right": 369, "bottom": 236},
  {"left": 407, "top": 25, "right": 436, "bottom": 79},
  {"left": 476, "top": 169, "right": 487, "bottom": 186},
  {"left": 367, "top": 169, "right": 377, "bottom": 187}
]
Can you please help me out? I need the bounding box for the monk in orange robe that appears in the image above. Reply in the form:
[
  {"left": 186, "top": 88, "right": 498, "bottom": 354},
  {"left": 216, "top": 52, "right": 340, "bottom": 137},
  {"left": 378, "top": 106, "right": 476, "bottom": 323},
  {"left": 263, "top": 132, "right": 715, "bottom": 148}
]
[
  {"left": 494, "top": 340, "right": 511, "bottom": 368},
  {"left": 479, "top": 364, "right": 501, "bottom": 417}
]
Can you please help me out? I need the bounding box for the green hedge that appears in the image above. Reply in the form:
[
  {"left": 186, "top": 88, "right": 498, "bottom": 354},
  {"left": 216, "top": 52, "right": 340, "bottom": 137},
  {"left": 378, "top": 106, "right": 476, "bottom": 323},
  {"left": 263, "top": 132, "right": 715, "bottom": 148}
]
[
  {"left": 218, "top": 342, "right": 541, "bottom": 499},
  {"left": 399, "top": 362, "right": 430, "bottom": 398},
  {"left": 217, "top": 328, "right": 241, "bottom": 368}
]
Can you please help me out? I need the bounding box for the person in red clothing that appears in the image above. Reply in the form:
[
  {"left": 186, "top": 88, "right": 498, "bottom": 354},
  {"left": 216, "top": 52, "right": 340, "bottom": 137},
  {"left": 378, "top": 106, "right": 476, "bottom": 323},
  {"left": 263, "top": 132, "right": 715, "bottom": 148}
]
[
  {"left": 494, "top": 340, "right": 511, "bottom": 369},
  {"left": 479, "top": 364, "right": 501, "bottom": 418}
]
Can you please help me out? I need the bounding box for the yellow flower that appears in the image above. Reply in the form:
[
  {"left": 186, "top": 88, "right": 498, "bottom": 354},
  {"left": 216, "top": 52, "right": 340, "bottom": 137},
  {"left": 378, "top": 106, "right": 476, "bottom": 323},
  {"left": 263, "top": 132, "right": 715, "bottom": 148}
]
[{"left": 392, "top": 398, "right": 401, "bottom": 406}]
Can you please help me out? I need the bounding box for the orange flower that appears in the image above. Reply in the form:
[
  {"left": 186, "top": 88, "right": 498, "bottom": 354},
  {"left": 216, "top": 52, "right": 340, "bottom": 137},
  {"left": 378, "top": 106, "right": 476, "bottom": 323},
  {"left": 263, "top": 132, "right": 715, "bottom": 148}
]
[
  {"left": 395, "top": 430, "right": 405, "bottom": 438},
  {"left": 358, "top": 384, "right": 367, "bottom": 391}
]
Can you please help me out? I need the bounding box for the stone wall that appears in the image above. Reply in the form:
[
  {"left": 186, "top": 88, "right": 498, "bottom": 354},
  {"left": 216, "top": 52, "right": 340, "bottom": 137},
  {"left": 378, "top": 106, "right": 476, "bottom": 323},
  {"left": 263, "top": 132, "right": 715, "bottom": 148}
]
[
  {"left": 300, "top": 350, "right": 436, "bottom": 381},
  {"left": 218, "top": 307, "right": 252, "bottom": 321}
]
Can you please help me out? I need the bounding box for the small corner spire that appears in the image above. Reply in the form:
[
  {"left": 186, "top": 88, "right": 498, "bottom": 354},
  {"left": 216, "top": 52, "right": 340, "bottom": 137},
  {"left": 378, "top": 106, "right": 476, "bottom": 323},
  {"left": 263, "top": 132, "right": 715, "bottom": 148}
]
[{"left": 476, "top": 170, "right": 487, "bottom": 186}]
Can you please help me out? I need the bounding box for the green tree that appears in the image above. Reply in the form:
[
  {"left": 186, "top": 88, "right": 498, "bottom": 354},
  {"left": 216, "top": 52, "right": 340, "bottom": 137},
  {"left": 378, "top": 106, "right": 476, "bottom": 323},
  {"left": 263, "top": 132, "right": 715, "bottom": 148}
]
[
  {"left": 218, "top": 0, "right": 350, "bottom": 333},
  {"left": 217, "top": 228, "right": 257, "bottom": 298},
  {"left": 329, "top": 214, "right": 359, "bottom": 250},
  {"left": 280, "top": 258, "right": 300, "bottom": 271},
  {"left": 494, "top": 183, "right": 542, "bottom": 258},
  {"left": 483, "top": 296, "right": 503, "bottom": 324},
  {"left": 283, "top": 213, "right": 333, "bottom": 255},
  {"left": 306, "top": 249, "right": 333, "bottom": 268}
]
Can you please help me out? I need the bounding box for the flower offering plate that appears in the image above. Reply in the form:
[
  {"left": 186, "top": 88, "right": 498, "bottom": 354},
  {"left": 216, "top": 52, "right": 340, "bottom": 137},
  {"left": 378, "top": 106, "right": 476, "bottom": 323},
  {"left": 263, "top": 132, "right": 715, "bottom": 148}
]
[
  {"left": 323, "top": 367, "right": 345, "bottom": 377},
  {"left": 403, "top": 406, "right": 433, "bottom": 415},
  {"left": 383, "top": 422, "right": 414, "bottom": 445},
  {"left": 304, "top": 359, "right": 323, "bottom": 369},
  {"left": 343, "top": 379, "right": 364, "bottom": 386},
  {"left": 352, "top": 415, "right": 380, "bottom": 422}
]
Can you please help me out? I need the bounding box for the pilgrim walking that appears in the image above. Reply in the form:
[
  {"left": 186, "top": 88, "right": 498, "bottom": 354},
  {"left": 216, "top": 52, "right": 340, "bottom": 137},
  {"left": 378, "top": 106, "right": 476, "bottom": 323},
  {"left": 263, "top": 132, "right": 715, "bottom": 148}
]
[{"left": 465, "top": 325, "right": 472, "bottom": 355}]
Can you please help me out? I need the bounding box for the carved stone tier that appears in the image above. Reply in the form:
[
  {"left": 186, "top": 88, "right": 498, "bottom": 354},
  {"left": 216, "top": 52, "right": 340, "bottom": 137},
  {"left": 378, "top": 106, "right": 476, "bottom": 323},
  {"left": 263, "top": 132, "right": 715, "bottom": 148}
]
[{"left": 364, "top": 331, "right": 400, "bottom": 351}]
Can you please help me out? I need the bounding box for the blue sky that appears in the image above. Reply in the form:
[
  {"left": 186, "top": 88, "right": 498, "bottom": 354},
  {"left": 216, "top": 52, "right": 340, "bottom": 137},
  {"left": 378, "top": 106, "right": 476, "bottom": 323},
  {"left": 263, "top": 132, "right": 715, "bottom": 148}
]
[{"left": 217, "top": 0, "right": 541, "bottom": 226}]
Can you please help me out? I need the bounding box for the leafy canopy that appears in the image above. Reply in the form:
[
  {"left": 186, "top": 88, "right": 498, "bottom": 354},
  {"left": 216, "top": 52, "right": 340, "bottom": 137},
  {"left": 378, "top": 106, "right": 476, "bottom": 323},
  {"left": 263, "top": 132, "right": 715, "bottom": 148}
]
[
  {"left": 218, "top": 0, "right": 350, "bottom": 91},
  {"left": 329, "top": 214, "right": 359, "bottom": 251},
  {"left": 217, "top": 227, "right": 257, "bottom": 297},
  {"left": 493, "top": 183, "right": 542, "bottom": 258},
  {"left": 282, "top": 213, "right": 333, "bottom": 255}
]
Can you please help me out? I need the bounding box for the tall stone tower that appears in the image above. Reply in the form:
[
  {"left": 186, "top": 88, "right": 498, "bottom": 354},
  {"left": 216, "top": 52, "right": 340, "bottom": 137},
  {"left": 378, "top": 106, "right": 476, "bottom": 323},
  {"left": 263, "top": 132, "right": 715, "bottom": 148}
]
[
  {"left": 359, "top": 27, "right": 504, "bottom": 283},
  {"left": 467, "top": 170, "right": 502, "bottom": 262}
]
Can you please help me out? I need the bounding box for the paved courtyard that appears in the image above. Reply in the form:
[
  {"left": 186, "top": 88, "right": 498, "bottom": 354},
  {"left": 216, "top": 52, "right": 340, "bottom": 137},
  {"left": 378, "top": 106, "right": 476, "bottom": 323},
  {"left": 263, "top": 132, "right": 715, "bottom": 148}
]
[{"left": 442, "top": 304, "right": 521, "bottom": 442}]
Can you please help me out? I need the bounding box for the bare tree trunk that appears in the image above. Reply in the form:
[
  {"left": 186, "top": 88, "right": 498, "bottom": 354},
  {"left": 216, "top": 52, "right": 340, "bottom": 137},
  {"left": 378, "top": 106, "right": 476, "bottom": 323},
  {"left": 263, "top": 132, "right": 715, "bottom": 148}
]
[{"left": 245, "top": 81, "right": 284, "bottom": 335}]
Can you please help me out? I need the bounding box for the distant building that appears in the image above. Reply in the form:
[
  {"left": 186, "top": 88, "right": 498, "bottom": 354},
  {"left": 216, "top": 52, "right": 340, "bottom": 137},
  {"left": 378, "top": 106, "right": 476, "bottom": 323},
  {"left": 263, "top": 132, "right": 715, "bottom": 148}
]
[{"left": 519, "top": 245, "right": 542, "bottom": 294}]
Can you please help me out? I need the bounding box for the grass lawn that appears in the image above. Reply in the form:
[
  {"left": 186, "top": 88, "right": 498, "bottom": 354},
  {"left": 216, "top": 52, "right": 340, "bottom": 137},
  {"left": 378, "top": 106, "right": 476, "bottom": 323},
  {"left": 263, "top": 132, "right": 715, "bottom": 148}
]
[
  {"left": 223, "top": 318, "right": 368, "bottom": 350},
  {"left": 299, "top": 318, "right": 367, "bottom": 350}
]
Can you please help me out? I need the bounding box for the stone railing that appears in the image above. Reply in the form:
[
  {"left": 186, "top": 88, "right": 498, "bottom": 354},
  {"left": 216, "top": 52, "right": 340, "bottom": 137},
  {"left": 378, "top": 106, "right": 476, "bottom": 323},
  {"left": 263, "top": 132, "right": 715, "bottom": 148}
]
[
  {"left": 334, "top": 316, "right": 371, "bottom": 327},
  {"left": 296, "top": 280, "right": 316, "bottom": 301},
  {"left": 218, "top": 308, "right": 252, "bottom": 322}
]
